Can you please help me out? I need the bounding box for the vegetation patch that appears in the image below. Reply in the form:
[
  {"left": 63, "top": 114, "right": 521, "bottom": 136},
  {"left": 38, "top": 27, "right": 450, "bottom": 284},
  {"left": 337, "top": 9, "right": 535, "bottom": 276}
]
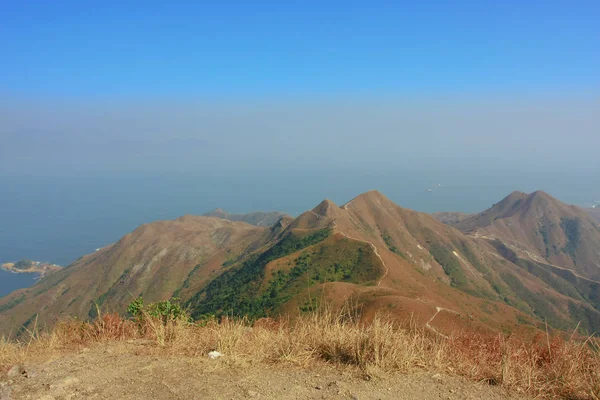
[
  {"left": 0, "top": 294, "right": 26, "bottom": 313},
  {"left": 428, "top": 243, "right": 467, "bottom": 289},
  {"left": 261, "top": 239, "right": 382, "bottom": 313},
  {"left": 381, "top": 232, "right": 410, "bottom": 261},
  {"left": 560, "top": 217, "right": 581, "bottom": 261},
  {"left": 187, "top": 229, "right": 331, "bottom": 319},
  {"left": 538, "top": 222, "right": 551, "bottom": 258},
  {"left": 172, "top": 261, "right": 205, "bottom": 298},
  {"left": 12, "top": 260, "right": 34, "bottom": 270},
  {"left": 516, "top": 259, "right": 582, "bottom": 300},
  {"left": 88, "top": 267, "right": 132, "bottom": 319},
  {"left": 500, "top": 272, "right": 568, "bottom": 330}
]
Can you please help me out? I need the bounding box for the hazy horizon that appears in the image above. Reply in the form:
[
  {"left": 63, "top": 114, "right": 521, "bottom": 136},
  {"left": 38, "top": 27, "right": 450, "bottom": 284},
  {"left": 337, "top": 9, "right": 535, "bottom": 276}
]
[{"left": 1, "top": 1, "right": 599, "bottom": 265}]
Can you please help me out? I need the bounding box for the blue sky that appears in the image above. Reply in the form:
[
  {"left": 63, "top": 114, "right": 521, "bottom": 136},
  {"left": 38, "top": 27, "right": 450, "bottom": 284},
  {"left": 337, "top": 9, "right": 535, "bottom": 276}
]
[
  {"left": 0, "top": 1, "right": 598, "bottom": 178},
  {"left": 1, "top": 1, "right": 599, "bottom": 97}
]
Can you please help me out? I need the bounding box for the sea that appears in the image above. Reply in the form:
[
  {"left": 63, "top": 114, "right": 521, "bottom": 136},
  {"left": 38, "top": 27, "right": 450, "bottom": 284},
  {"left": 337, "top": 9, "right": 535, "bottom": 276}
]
[
  {"left": 0, "top": 168, "right": 598, "bottom": 296},
  {"left": 0, "top": 269, "right": 39, "bottom": 298}
]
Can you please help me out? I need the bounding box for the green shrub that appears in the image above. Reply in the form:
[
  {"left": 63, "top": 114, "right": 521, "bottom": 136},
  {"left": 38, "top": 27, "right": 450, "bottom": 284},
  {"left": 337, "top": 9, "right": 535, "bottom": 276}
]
[{"left": 127, "top": 297, "right": 188, "bottom": 324}]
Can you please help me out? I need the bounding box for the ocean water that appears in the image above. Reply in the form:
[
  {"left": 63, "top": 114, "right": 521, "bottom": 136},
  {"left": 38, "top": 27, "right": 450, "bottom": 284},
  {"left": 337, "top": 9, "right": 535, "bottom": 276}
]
[
  {"left": 0, "top": 168, "right": 598, "bottom": 271},
  {"left": 0, "top": 269, "right": 39, "bottom": 298}
]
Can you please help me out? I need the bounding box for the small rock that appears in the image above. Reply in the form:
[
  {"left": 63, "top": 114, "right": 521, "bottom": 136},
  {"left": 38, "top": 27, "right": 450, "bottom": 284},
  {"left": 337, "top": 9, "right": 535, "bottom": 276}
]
[
  {"left": 351, "top": 394, "right": 359, "bottom": 400},
  {"left": 208, "top": 351, "right": 223, "bottom": 360},
  {"left": 315, "top": 385, "right": 322, "bottom": 390},
  {"left": 247, "top": 390, "right": 260, "bottom": 398},
  {"left": 449, "top": 389, "right": 455, "bottom": 393},
  {"left": 6, "top": 365, "right": 24, "bottom": 379},
  {"left": 432, "top": 373, "right": 443, "bottom": 381},
  {"left": 80, "top": 348, "right": 90, "bottom": 353}
]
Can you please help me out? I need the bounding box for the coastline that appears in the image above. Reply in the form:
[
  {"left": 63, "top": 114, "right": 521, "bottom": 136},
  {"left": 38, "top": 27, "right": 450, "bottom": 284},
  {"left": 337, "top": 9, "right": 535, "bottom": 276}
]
[{"left": 1, "top": 261, "right": 61, "bottom": 279}]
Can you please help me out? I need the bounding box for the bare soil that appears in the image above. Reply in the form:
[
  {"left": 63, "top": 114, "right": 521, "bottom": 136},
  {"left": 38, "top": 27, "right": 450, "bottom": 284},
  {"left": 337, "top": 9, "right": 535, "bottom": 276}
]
[{"left": 1, "top": 341, "right": 521, "bottom": 400}]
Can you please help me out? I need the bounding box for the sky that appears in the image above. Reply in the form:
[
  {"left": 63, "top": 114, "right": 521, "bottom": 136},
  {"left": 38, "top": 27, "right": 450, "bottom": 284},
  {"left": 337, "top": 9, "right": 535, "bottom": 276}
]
[
  {"left": 1, "top": 1, "right": 599, "bottom": 264},
  {"left": 1, "top": 1, "right": 599, "bottom": 176}
]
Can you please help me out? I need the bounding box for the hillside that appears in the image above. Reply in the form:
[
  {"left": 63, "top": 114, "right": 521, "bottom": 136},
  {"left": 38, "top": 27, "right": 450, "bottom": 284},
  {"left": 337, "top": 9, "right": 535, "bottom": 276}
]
[
  {"left": 451, "top": 191, "right": 600, "bottom": 281},
  {"left": 0, "top": 216, "right": 270, "bottom": 335},
  {"left": 204, "top": 208, "right": 289, "bottom": 227},
  {"left": 2, "top": 190, "right": 600, "bottom": 338}
]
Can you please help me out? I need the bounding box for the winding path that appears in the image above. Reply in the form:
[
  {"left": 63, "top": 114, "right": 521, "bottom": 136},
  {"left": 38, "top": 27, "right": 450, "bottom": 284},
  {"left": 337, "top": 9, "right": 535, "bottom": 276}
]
[
  {"left": 323, "top": 205, "right": 459, "bottom": 335},
  {"left": 425, "top": 307, "right": 460, "bottom": 339}
]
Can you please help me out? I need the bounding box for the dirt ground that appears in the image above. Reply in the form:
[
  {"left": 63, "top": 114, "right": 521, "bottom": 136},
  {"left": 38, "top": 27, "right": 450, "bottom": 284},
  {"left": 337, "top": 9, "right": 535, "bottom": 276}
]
[{"left": 1, "top": 341, "right": 522, "bottom": 400}]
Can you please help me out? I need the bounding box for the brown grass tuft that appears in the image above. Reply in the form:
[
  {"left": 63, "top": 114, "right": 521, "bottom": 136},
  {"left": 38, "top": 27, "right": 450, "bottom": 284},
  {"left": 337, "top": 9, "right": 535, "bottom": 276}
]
[{"left": 1, "top": 309, "right": 599, "bottom": 399}]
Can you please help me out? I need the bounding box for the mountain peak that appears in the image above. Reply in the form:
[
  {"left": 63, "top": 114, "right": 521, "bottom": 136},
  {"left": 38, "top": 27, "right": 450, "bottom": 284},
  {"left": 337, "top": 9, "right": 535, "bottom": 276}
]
[
  {"left": 357, "top": 189, "right": 384, "bottom": 199},
  {"left": 343, "top": 190, "right": 384, "bottom": 206},
  {"left": 529, "top": 190, "right": 553, "bottom": 202},
  {"left": 204, "top": 208, "right": 229, "bottom": 218},
  {"left": 312, "top": 199, "right": 339, "bottom": 217}
]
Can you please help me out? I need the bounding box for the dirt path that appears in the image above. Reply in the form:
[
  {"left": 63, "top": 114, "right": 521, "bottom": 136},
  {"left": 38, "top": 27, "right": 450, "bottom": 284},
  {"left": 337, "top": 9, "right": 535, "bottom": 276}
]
[
  {"left": 1, "top": 342, "right": 521, "bottom": 400},
  {"left": 425, "top": 307, "right": 460, "bottom": 339},
  {"left": 471, "top": 232, "right": 600, "bottom": 284},
  {"left": 331, "top": 218, "right": 458, "bottom": 336}
]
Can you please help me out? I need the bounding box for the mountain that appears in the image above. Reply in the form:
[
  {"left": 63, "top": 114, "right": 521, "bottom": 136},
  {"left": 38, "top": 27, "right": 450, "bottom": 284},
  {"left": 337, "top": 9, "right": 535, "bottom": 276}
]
[
  {"left": 0, "top": 216, "right": 271, "bottom": 335},
  {"left": 2, "top": 190, "right": 600, "bottom": 337},
  {"left": 450, "top": 191, "right": 600, "bottom": 282},
  {"left": 203, "top": 208, "right": 289, "bottom": 227}
]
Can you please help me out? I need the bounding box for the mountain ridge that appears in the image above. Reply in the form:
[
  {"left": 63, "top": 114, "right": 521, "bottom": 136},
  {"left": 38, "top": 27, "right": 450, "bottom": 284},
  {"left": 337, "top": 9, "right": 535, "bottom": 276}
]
[
  {"left": 2, "top": 190, "right": 600, "bottom": 337},
  {"left": 203, "top": 209, "right": 289, "bottom": 227}
]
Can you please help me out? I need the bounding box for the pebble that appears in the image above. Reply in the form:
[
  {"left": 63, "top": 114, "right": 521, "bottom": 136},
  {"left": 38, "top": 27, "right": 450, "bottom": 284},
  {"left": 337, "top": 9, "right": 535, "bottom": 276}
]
[
  {"left": 6, "top": 365, "right": 24, "bottom": 379},
  {"left": 247, "top": 390, "right": 260, "bottom": 398}
]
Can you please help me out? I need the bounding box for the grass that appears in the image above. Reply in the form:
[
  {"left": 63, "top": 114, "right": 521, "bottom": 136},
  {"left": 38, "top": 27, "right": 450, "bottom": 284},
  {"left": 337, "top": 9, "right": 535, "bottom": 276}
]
[{"left": 1, "top": 308, "right": 600, "bottom": 399}]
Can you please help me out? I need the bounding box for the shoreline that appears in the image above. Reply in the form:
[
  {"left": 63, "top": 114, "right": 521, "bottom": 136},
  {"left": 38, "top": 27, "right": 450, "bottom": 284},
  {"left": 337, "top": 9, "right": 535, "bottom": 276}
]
[{"left": 1, "top": 261, "right": 62, "bottom": 279}]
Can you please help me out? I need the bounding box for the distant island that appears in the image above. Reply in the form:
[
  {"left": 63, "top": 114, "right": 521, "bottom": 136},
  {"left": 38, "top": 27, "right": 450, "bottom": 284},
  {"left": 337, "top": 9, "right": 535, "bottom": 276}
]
[{"left": 1, "top": 259, "right": 62, "bottom": 278}]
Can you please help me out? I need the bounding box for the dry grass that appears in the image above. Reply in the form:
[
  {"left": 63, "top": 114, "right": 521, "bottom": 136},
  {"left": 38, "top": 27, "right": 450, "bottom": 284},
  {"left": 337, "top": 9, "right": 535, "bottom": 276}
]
[{"left": 2, "top": 309, "right": 599, "bottom": 399}]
